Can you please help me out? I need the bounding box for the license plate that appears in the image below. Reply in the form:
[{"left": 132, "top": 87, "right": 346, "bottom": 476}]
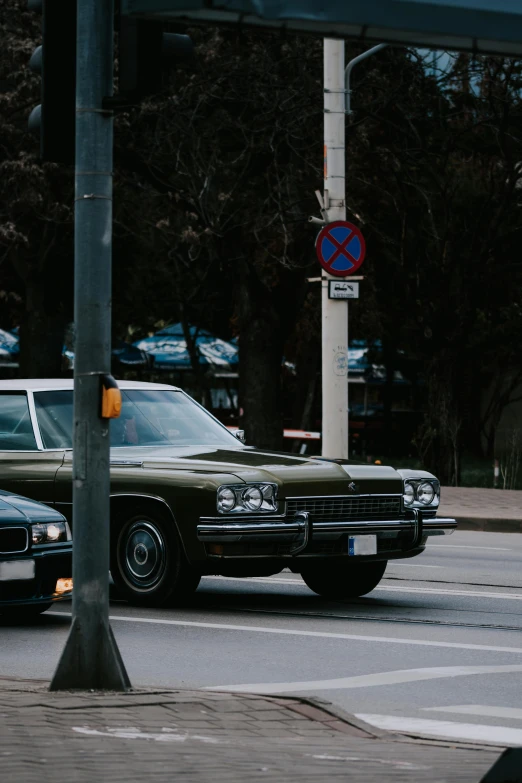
[
  {"left": 348, "top": 535, "right": 377, "bottom": 556},
  {"left": 0, "top": 559, "right": 35, "bottom": 581}
]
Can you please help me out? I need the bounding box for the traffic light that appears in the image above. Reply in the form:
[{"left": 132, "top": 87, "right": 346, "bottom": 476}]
[
  {"left": 28, "top": 0, "right": 77, "bottom": 165},
  {"left": 118, "top": 16, "right": 194, "bottom": 100}
]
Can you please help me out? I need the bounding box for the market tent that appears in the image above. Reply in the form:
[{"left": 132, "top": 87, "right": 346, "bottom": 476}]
[
  {"left": 348, "top": 341, "right": 371, "bottom": 374},
  {"left": 2, "top": 330, "right": 149, "bottom": 371},
  {"left": 348, "top": 340, "right": 410, "bottom": 384},
  {"left": 64, "top": 340, "right": 150, "bottom": 370},
  {"left": 111, "top": 340, "right": 150, "bottom": 367},
  {"left": 133, "top": 323, "right": 238, "bottom": 371},
  {"left": 0, "top": 329, "right": 19, "bottom": 367}
]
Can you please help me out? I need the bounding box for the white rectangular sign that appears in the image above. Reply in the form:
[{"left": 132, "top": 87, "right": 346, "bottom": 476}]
[{"left": 328, "top": 281, "right": 359, "bottom": 299}]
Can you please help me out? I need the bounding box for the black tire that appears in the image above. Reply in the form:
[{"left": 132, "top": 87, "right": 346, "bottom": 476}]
[
  {"left": 301, "top": 560, "right": 387, "bottom": 598},
  {"left": 0, "top": 603, "right": 52, "bottom": 620},
  {"left": 110, "top": 505, "right": 200, "bottom": 607}
]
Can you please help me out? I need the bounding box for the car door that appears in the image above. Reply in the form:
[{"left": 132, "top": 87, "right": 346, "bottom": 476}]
[
  {"left": 0, "top": 391, "right": 65, "bottom": 504},
  {"left": 54, "top": 451, "right": 73, "bottom": 523}
]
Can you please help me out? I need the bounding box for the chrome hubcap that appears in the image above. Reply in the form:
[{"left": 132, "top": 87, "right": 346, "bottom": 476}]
[{"left": 122, "top": 520, "right": 166, "bottom": 590}]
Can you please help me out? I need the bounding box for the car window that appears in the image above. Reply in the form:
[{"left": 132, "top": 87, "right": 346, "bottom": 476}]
[
  {"left": 0, "top": 393, "right": 38, "bottom": 450},
  {"left": 33, "top": 389, "right": 239, "bottom": 448},
  {"left": 112, "top": 390, "right": 239, "bottom": 447},
  {"left": 33, "top": 390, "right": 73, "bottom": 449}
]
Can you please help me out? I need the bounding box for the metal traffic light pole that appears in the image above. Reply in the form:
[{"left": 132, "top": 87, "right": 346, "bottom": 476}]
[{"left": 51, "top": 0, "right": 130, "bottom": 690}]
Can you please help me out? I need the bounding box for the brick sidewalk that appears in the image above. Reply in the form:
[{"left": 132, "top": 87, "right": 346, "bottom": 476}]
[
  {"left": 0, "top": 678, "right": 500, "bottom": 782},
  {"left": 440, "top": 486, "right": 522, "bottom": 532}
]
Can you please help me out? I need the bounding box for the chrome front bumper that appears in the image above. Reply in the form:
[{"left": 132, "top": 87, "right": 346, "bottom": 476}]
[{"left": 197, "top": 511, "right": 457, "bottom": 552}]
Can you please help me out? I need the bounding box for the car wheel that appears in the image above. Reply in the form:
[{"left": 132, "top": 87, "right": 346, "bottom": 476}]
[
  {"left": 111, "top": 505, "right": 200, "bottom": 607},
  {"left": 301, "top": 560, "right": 387, "bottom": 598}
]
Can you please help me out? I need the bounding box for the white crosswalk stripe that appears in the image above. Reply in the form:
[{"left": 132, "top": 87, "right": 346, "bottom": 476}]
[
  {"left": 206, "top": 665, "right": 522, "bottom": 694},
  {"left": 424, "top": 704, "right": 522, "bottom": 721}
]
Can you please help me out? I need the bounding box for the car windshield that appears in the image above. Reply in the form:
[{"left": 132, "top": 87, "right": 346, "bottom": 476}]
[{"left": 33, "top": 389, "right": 239, "bottom": 449}]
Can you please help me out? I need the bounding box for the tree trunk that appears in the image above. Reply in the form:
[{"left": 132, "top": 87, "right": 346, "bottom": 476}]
[
  {"left": 179, "top": 305, "right": 208, "bottom": 406},
  {"left": 290, "top": 330, "right": 320, "bottom": 451},
  {"left": 382, "top": 337, "right": 396, "bottom": 457},
  {"left": 19, "top": 274, "right": 67, "bottom": 378},
  {"left": 415, "top": 367, "right": 461, "bottom": 485},
  {"left": 237, "top": 265, "right": 285, "bottom": 451}
]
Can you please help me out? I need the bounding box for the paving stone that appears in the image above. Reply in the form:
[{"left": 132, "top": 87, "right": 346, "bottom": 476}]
[
  {"left": 0, "top": 678, "right": 499, "bottom": 783},
  {"left": 251, "top": 709, "right": 297, "bottom": 721}
]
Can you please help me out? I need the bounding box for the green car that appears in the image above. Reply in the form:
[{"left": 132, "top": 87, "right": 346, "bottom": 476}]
[
  {"left": 0, "top": 380, "right": 456, "bottom": 606},
  {"left": 0, "top": 491, "right": 72, "bottom": 617}
]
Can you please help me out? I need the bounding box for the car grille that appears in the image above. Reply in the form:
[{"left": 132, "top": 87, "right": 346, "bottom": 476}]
[
  {"left": 285, "top": 496, "right": 402, "bottom": 522},
  {"left": 0, "top": 527, "right": 29, "bottom": 554}
]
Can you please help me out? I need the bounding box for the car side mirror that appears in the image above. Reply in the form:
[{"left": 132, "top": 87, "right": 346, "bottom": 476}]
[{"left": 235, "top": 429, "right": 246, "bottom": 444}]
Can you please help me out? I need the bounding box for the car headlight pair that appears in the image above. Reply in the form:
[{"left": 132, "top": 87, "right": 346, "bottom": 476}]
[
  {"left": 403, "top": 479, "right": 440, "bottom": 508},
  {"left": 217, "top": 484, "right": 277, "bottom": 514},
  {"left": 32, "top": 521, "right": 71, "bottom": 545}
]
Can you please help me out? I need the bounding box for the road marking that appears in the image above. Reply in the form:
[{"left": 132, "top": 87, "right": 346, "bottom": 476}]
[
  {"left": 389, "top": 564, "right": 443, "bottom": 569},
  {"left": 309, "top": 754, "right": 429, "bottom": 771},
  {"left": 355, "top": 713, "right": 522, "bottom": 747},
  {"left": 47, "top": 612, "right": 522, "bottom": 655},
  {"left": 427, "top": 544, "right": 511, "bottom": 551},
  {"left": 377, "top": 585, "right": 522, "bottom": 600},
  {"left": 205, "top": 575, "right": 522, "bottom": 601},
  {"left": 424, "top": 704, "right": 522, "bottom": 721},
  {"left": 204, "top": 665, "right": 522, "bottom": 694},
  {"left": 72, "top": 726, "right": 220, "bottom": 744}
]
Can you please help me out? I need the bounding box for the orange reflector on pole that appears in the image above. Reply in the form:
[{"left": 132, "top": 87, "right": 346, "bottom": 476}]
[{"left": 101, "top": 374, "right": 122, "bottom": 418}]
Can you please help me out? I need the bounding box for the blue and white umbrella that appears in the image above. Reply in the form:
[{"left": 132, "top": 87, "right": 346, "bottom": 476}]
[
  {"left": 133, "top": 323, "right": 238, "bottom": 371},
  {"left": 63, "top": 340, "right": 150, "bottom": 370},
  {"left": 0, "top": 329, "right": 19, "bottom": 366},
  {"left": 111, "top": 340, "right": 150, "bottom": 367}
]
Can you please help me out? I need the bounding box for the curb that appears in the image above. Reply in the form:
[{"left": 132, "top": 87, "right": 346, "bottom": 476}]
[
  {"left": 259, "top": 693, "right": 386, "bottom": 740},
  {"left": 453, "top": 517, "right": 522, "bottom": 534},
  {"left": 284, "top": 694, "right": 394, "bottom": 739},
  {"left": 301, "top": 696, "right": 503, "bottom": 753},
  {"left": 0, "top": 677, "right": 504, "bottom": 752}
]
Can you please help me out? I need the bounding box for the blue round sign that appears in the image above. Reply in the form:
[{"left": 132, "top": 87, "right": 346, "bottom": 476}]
[{"left": 316, "top": 221, "right": 366, "bottom": 277}]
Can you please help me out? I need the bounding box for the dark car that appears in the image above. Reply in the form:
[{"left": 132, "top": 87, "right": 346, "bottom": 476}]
[
  {"left": 0, "top": 380, "right": 456, "bottom": 608},
  {"left": 0, "top": 490, "right": 72, "bottom": 617}
]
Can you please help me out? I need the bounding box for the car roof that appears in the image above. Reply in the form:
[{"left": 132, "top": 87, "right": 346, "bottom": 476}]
[{"left": 0, "top": 379, "right": 181, "bottom": 392}]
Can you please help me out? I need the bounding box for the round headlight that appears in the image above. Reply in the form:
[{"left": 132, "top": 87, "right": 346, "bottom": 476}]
[
  {"left": 403, "top": 482, "right": 415, "bottom": 506},
  {"left": 217, "top": 487, "right": 236, "bottom": 512},
  {"left": 418, "top": 481, "right": 435, "bottom": 505},
  {"left": 46, "top": 523, "right": 64, "bottom": 542},
  {"left": 242, "top": 486, "right": 263, "bottom": 511},
  {"left": 32, "top": 524, "right": 46, "bottom": 545}
]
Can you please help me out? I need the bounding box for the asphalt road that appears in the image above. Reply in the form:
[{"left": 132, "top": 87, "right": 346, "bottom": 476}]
[{"left": 2, "top": 530, "right": 522, "bottom": 747}]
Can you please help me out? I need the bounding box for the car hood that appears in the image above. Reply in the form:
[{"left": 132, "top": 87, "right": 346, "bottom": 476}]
[
  {"left": 110, "top": 445, "right": 404, "bottom": 496},
  {"left": 0, "top": 491, "right": 64, "bottom": 525}
]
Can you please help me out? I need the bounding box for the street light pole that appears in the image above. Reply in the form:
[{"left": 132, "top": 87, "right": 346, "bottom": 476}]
[
  {"left": 321, "top": 42, "right": 389, "bottom": 460},
  {"left": 322, "top": 38, "right": 348, "bottom": 459},
  {"left": 50, "top": 0, "right": 130, "bottom": 691},
  {"left": 345, "top": 44, "right": 389, "bottom": 117}
]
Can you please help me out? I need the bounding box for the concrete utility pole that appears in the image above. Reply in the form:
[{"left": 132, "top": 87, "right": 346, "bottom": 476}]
[
  {"left": 51, "top": 0, "right": 130, "bottom": 690},
  {"left": 322, "top": 39, "right": 348, "bottom": 459}
]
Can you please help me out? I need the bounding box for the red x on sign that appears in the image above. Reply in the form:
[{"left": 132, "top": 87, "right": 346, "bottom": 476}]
[{"left": 315, "top": 221, "right": 366, "bottom": 277}]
